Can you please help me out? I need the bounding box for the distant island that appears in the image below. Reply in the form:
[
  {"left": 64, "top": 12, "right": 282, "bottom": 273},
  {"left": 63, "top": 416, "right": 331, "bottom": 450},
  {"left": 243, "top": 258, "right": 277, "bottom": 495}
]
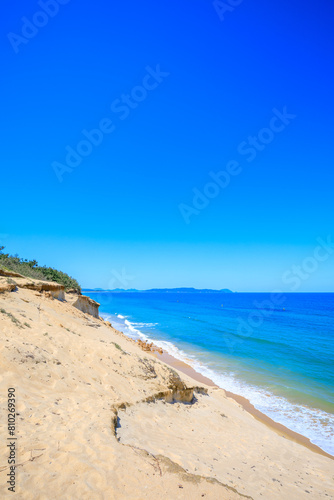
[{"left": 83, "top": 287, "right": 233, "bottom": 293}]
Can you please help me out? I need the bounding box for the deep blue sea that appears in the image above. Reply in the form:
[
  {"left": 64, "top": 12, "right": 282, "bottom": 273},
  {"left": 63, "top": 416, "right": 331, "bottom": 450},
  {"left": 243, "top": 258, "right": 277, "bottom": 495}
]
[{"left": 84, "top": 291, "right": 334, "bottom": 455}]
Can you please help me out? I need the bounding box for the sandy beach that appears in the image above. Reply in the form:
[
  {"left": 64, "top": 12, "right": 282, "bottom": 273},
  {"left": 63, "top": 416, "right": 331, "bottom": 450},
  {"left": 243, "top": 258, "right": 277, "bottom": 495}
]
[
  {"left": 153, "top": 350, "right": 333, "bottom": 460},
  {"left": 0, "top": 279, "right": 333, "bottom": 499}
]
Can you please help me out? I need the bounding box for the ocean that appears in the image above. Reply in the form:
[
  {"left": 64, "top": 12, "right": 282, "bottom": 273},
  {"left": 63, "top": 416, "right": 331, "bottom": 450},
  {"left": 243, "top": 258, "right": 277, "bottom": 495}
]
[{"left": 84, "top": 291, "right": 334, "bottom": 455}]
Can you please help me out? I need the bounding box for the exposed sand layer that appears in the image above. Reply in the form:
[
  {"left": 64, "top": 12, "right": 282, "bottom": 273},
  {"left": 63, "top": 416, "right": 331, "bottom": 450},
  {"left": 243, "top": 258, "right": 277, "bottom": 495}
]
[{"left": 0, "top": 285, "right": 333, "bottom": 499}]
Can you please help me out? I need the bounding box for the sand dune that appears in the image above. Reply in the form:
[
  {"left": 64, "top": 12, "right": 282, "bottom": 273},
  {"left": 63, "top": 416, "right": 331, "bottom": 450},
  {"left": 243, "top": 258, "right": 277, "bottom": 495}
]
[{"left": 0, "top": 284, "right": 333, "bottom": 499}]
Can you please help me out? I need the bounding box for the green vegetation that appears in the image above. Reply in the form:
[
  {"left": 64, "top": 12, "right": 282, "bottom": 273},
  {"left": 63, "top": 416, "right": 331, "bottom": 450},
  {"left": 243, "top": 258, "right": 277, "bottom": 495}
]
[
  {"left": 0, "top": 308, "right": 22, "bottom": 327},
  {"left": 0, "top": 247, "right": 81, "bottom": 292},
  {"left": 112, "top": 342, "right": 126, "bottom": 353}
]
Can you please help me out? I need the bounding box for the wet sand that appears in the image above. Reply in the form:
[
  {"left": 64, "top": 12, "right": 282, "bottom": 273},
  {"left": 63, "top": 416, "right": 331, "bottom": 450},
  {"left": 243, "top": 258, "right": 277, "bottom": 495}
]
[
  {"left": 1, "top": 281, "right": 333, "bottom": 499},
  {"left": 153, "top": 349, "right": 334, "bottom": 460}
]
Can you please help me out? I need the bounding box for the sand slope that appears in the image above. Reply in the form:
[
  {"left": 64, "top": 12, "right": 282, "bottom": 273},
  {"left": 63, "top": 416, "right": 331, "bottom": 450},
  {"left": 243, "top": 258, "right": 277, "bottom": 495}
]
[{"left": 0, "top": 286, "right": 333, "bottom": 499}]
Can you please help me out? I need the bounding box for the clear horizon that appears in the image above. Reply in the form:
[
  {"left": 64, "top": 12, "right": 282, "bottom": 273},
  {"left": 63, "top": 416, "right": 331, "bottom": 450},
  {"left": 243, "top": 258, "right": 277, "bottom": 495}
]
[
  {"left": 1, "top": 1, "right": 333, "bottom": 292},
  {"left": 83, "top": 288, "right": 334, "bottom": 293}
]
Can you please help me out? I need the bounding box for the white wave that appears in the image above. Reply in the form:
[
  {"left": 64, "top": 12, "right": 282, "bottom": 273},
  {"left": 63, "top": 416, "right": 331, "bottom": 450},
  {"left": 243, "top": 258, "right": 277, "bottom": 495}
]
[
  {"left": 100, "top": 313, "right": 114, "bottom": 322},
  {"left": 100, "top": 311, "right": 334, "bottom": 456},
  {"left": 173, "top": 357, "right": 334, "bottom": 456}
]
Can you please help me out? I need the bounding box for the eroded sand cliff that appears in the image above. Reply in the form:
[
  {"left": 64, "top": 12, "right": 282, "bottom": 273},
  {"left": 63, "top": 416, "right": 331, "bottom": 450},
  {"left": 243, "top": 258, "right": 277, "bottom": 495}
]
[{"left": 0, "top": 282, "right": 333, "bottom": 499}]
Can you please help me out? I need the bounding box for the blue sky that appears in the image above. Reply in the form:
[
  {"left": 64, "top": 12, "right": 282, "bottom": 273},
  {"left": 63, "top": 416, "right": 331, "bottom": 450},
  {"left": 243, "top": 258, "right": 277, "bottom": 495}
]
[{"left": 1, "top": 0, "right": 334, "bottom": 291}]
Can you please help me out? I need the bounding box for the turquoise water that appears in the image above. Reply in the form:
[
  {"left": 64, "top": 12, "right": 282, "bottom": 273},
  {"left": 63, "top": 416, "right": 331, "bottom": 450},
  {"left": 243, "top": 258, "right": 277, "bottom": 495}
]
[{"left": 85, "top": 291, "right": 334, "bottom": 454}]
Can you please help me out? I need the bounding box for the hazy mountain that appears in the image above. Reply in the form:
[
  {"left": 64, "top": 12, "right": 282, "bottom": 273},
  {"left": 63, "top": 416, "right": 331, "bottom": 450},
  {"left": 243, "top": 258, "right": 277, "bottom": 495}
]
[{"left": 83, "top": 287, "right": 233, "bottom": 293}]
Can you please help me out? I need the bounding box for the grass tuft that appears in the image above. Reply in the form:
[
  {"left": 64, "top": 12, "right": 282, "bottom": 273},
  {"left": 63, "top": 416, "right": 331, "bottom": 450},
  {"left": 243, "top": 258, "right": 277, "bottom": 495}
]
[{"left": 0, "top": 308, "right": 23, "bottom": 327}]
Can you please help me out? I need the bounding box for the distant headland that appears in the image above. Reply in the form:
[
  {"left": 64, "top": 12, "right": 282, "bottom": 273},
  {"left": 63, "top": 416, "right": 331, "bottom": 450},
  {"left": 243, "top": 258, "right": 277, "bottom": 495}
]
[{"left": 83, "top": 287, "right": 234, "bottom": 293}]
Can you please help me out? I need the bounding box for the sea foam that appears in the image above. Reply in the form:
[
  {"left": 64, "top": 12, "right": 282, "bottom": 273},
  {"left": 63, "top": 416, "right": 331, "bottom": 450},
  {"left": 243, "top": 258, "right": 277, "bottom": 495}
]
[{"left": 101, "top": 311, "right": 334, "bottom": 456}]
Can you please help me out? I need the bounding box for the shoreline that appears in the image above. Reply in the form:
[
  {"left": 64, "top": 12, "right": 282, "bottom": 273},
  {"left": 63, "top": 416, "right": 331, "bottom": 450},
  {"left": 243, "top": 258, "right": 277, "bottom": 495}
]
[
  {"left": 151, "top": 349, "right": 334, "bottom": 461},
  {"left": 2, "top": 284, "right": 333, "bottom": 499},
  {"left": 99, "top": 309, "right": 334, "bottom": 459}
]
